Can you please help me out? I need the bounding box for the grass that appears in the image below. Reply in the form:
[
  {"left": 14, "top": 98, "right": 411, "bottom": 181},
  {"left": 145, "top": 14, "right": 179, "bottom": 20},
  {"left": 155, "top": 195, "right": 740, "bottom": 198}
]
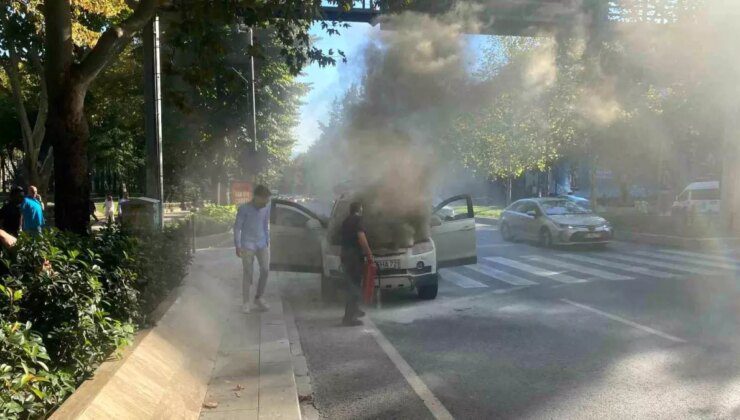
[{"left": 452, "top": 205, "right": 503, "bottom": 219}]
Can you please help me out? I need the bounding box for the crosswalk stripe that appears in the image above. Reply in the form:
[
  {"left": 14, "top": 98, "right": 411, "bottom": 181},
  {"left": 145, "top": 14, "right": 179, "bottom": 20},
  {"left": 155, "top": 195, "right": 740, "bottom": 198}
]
[
  {"left": 524, "top": 255, "right": 634, "bottom": 281},
  {"left": 558, "top": 253, "right": 675, "bottom": 279},
  {"left": 484, "top": 257, "right": 585, "bottom": 284},
  {"left": 631, "top": 250, "right": 739, "bottom": 271},
  {"left": 606, "top": 253, "right": 717, "bottom": 275},
  {"left": 658, "top": 249, "right": 740, "bottom": 265},
  {"left": 465, "top": 264, "right": 538, "bottom": 286},
  {"left": 439, "top": 269, "right": 489, "bottom": 288}
]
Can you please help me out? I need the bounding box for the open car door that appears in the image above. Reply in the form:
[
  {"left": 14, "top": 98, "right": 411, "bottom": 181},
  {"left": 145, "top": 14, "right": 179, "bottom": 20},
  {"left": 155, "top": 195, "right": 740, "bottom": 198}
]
[
  {"left": 431, "top": 194, "right": 477, "bottom": 268},
  {"left": 270, "top": 199, "right": 326, "bottom": 273}
]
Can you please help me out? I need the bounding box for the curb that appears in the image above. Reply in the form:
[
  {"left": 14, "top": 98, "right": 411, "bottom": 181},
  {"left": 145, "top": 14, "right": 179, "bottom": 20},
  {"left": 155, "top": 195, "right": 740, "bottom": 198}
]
[
  {"left": 615, "top": 231, "right": 740, "bottom": 250},
  {"left": 283, "top": 300, "right": 319, "bottom": 420},
  {"left": 475, "top": 217, "right": 499, "bottom": 225}
]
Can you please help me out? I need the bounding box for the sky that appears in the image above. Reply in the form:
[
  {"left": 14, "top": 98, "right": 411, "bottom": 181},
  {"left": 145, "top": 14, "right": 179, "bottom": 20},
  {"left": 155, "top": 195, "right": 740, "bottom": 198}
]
[{"left": 292, "top": 22, "right": 494, "bottom": 156}]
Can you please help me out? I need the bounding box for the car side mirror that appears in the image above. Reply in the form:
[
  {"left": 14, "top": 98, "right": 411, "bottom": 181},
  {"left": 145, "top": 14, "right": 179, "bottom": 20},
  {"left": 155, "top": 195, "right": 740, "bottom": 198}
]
[
  {"left": 430, "top": 215, "right": 443, "bottom": 227},
  {"left": 306, "top": 219, "right": 322, "bottom": 229},
  {"left": 526, "top": 210, "right": 538, "bottom": 218}
]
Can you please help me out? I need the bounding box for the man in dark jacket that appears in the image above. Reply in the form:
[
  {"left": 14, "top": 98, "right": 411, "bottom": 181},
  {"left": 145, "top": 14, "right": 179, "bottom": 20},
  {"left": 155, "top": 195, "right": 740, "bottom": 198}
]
[
  {"left": 0, "top": 186, "right": 23, "bottom": 236},
  {"left": 339, "top": 201, "right": 374, "bottom": 326}
]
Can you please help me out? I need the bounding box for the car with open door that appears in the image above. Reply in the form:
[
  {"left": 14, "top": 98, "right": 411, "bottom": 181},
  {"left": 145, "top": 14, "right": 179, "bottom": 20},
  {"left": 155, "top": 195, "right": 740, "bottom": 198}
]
[{"left": 268, "top": 194, "right": 477, "bottom": 301}]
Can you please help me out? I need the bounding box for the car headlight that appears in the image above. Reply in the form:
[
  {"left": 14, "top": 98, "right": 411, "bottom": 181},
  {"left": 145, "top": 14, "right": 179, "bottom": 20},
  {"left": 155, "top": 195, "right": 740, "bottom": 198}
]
[
  {"left": 412, "top": 240, "right": 434, "bottom": 255},
  {"left": 557, "top": 223, "right": 574, "bottom": 229}
]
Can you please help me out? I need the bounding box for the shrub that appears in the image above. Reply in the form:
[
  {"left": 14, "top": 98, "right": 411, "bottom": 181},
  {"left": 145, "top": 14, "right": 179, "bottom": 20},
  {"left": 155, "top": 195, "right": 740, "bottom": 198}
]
[
  {"left": 0, "top": 320, "right": 75, "bottom": 419},
  {"left": 0, "top": 223, "right": 192, "bottom": 418},
  {"left": 194, "top": 205, "right": 236, "bottom": 236}
]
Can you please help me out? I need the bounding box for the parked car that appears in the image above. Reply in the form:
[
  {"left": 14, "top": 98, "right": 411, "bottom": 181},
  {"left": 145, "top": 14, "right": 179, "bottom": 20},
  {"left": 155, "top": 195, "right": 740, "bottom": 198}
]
[
  {"left": 500, "top": 198, "right": 613, "bottom": 247},
  {"left": 671, "top": 181, "right": 721, "bottom": 216},
  {"left": 267, "top": 194, "right": 477, "bottom": 301}
]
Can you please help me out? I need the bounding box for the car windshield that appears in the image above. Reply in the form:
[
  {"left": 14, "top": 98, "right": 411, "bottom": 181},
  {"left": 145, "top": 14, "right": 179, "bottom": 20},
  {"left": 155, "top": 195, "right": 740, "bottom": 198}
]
[{"left": 540, "top": 200, "right": 592, "bottom": 215}]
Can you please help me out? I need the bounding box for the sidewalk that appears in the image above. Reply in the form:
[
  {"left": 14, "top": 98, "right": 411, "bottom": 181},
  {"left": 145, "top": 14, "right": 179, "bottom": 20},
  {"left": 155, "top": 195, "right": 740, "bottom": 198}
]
[
  {"left": 199, "top": 291, "right": 300, "bottom": 419},
  {"left": 51, "top": 248, "right": 302, "bottom": 420}
]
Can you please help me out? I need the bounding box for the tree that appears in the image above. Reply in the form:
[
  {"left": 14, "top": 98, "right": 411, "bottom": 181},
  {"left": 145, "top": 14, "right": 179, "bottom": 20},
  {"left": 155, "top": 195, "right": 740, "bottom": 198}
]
[
  {"left": 161, "top": 27, "right": 309, "bottom": 202},
  {"left": 0, "top": 4, "right": 52, "bottom": 195},
  {"left": 4, "top": 0, "right": 410, "bottom": 233}
]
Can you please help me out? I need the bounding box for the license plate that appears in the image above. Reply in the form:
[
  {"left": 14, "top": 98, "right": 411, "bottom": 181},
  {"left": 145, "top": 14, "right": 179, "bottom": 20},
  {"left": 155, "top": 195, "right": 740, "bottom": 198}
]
[
  {"left": 585, "top": 233, "right": 602, "bottom": 239},
  {"left": 377, "top": 259, "right": 401, "bottom": 270}
]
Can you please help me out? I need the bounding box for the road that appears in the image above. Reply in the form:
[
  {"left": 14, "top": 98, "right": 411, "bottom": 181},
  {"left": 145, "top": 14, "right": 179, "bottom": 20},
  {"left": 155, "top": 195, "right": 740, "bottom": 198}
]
[{"left": 279, "top": 222, "right": 740, "bottom": 419}]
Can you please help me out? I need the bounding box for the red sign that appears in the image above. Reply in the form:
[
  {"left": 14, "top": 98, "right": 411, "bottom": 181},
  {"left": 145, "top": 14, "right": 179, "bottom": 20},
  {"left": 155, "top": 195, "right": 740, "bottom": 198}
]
[{"left": 231, "top": 181, "right": 252, "bottom": 205}]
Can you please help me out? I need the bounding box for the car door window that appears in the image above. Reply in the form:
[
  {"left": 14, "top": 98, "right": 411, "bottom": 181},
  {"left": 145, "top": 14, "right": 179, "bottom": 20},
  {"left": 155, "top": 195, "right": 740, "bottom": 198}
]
[
  {"left": 518, "top": 202, "right": 534, "bottom": 215},
  {"left": 434, "top": 195, "right": 474, "bottom": 221},
  {"left": 273, "top": 205, "right": 310, "bottom": 228}
]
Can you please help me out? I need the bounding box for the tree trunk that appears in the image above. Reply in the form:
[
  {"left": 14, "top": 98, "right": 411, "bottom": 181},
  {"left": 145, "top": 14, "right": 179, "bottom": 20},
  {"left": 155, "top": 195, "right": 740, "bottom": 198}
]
[
  {"left": 589, "top": 159, "right": 598, "bottom": 211},
  {"left": 507, "top": 177, "right": 513, "bottom": 205},
  {"left": 47, "top": 82, "right": 91, "bottom": 234}
]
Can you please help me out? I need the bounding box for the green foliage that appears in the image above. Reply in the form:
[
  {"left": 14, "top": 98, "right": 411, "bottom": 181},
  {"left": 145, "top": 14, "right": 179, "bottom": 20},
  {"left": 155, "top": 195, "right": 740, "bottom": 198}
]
[
  {"left": 193, "top": 205, "right": 236, "bottom": 236},
  {"left": 0, "top": 224, "right": 192, "bottom": 418},
  {"left": 0, "top": 321, "right": 75, "bottom": 419}
]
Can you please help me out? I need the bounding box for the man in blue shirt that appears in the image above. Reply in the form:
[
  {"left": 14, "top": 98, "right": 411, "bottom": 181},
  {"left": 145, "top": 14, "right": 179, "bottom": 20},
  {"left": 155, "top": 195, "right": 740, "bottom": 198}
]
[
  {"left": 234, "top": 185, "right": 272, "bottom": 313},
  {"left": 11, "top": 186, "right": 44, "bottom": 235}
]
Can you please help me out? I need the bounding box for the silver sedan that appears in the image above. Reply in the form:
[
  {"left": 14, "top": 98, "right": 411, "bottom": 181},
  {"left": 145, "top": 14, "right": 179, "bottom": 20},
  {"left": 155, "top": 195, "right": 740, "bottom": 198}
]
[{"left": 499, "top": 198, "right": 613, "bottom": 247}]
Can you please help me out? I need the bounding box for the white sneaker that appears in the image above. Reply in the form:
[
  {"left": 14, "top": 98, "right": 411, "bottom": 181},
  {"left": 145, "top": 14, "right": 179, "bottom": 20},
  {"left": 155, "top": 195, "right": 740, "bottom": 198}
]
[
  {"left": 242, "top": 303, "right": 251, "bottom": 314},
  {"left": 253, "top": 298, "right": 269, "bottom": 312}
]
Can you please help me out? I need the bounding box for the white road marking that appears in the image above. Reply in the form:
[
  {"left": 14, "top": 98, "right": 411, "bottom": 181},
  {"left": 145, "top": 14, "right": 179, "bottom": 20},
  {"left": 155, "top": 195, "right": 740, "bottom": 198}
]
[
  {"left": 363, "top": 317, "right": 454, "bottom": 420},
  {"left": 561, "top": 299, "right": 686, "bottom": 343},
  {"left": 558, "top": 253, "right": 675, "bottom": 279},
  {"left": 659, "top": 249, "right": 740, "bottom": 265},
  {"left": 525, "top": 255, "right": 634, "bottom": 281},
  {"left": 466, "top": 263, "right": 538, "bottom": 286},
  {"left": 485, "top": 257, "right": 585, "bottom": 284},
  {"left": 631, "top": 250, "right": 739, "bottom": 271},
  {"left": 606, "top": 253, "right": 717, "bottom": 275},
  {"left": 439, "top": 269, "right": 489, "bottom": 288}
]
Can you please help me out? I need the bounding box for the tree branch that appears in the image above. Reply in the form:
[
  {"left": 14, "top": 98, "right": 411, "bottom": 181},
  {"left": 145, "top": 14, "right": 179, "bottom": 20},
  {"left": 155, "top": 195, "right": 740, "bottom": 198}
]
[
  {"left": 30, "top": 54, "right": 48, "bottom": 157},
  {"left": 1, "top": 53, "right": 33, "bottom": 155},
  {"left": 76, "top": 0, "right": 160, "bottom": 86}
]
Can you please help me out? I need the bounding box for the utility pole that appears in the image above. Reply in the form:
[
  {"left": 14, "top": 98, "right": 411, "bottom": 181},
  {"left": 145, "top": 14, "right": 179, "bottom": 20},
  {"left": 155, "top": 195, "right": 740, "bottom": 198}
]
[{"left": 144, "top": 15, "right": 164, "bottom": 229}]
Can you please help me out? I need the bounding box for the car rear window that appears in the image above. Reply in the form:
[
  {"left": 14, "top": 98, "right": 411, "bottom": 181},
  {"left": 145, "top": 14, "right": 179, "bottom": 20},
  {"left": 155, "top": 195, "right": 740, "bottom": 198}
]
[{"left": 691, "top": 189, "right": 720, "bottom": 200}]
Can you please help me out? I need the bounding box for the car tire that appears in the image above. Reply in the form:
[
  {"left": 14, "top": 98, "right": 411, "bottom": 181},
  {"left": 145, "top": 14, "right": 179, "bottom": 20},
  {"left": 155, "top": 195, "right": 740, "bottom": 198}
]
[
  {"left": 539, "top": 228, "right": 553, "bottom": 248},
  {"left": 417, "top": 281, "right": 438, "bottom": 300},
  {"left": 321, "top": 275, "right": 337, "bottom": 302},
  {"left": 500, "top": 222, "right": 513, "bottom": 242}
]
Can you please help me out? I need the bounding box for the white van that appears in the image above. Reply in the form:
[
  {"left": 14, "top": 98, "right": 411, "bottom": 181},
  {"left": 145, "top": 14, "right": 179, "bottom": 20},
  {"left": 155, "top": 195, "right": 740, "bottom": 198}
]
[
  {"left": 671, "top": 181, "right": 721, "bottom": 216},
  {"left": 267, "top": 194, "right": 478, "bottom": 301}
]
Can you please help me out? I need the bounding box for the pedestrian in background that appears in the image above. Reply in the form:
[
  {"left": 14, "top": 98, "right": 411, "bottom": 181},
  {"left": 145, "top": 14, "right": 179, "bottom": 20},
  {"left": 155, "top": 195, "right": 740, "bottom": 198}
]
[
  {"left": 28, "top": 185, "right": 44, "bottom": 210},
  {"left": 104, "top": 194, "right": 115, "bottom": 223},
  {"left": 11, "top": 186, "right": 44, "bottom": 235},
  {"left": 118, "top": 192, "right": 129, "bottom": 218},
  {"left": 234, "top": 185, "right": 272, "bottom": 313},
  {"left": 88, "top": 199, "right": 99, "bottom": 222},
  {"left": 339, "top": 201, "right": 374, "bottom": 326},
  {"left": 0, "top": 186, "right": 22, "bottom": 236}
]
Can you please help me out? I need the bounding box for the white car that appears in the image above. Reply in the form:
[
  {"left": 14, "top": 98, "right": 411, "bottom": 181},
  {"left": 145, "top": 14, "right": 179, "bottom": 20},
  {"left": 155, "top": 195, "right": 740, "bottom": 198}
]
[
  {"left": 268, "top": 195, "right": 478, "bottom": 301},
  {"left": 671, "top": 181, "right": 721, "bottom": 216}
]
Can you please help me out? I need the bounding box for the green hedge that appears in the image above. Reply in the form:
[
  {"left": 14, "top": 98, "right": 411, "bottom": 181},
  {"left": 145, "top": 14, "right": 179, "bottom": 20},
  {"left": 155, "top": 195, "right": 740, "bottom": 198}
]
[
  {"left": 0, "top": 224, "right": 192, "bottom": 419},
  {"left": 194, "top": 205, "right": 236, "bottom": 236}
]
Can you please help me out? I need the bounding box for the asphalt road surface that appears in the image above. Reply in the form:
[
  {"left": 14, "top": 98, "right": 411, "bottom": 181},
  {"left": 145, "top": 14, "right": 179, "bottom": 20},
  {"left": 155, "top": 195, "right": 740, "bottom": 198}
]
[{"left": 279, "top": 222, "right": 740, "bottom": 420}]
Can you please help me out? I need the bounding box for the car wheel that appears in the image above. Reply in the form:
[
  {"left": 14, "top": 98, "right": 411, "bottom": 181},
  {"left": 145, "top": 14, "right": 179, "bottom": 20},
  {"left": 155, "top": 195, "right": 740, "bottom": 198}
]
[
  {"left": 321, "top": 275, "right": 337, "bottom": 302},
  {"left": 500, "top": 222, "right": 513, "bottom": 242},
  {"left": 539, "top": 228, "right": 553, "bottom": 248},
  {"left": 417, "top": 281, "right": 438, "bottom": 300}
]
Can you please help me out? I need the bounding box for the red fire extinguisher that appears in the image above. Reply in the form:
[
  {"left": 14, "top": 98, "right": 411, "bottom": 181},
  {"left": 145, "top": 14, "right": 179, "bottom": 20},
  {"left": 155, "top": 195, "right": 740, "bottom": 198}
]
[{"left": 362, "top": 260, "right": 377, "bottom": 305}]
